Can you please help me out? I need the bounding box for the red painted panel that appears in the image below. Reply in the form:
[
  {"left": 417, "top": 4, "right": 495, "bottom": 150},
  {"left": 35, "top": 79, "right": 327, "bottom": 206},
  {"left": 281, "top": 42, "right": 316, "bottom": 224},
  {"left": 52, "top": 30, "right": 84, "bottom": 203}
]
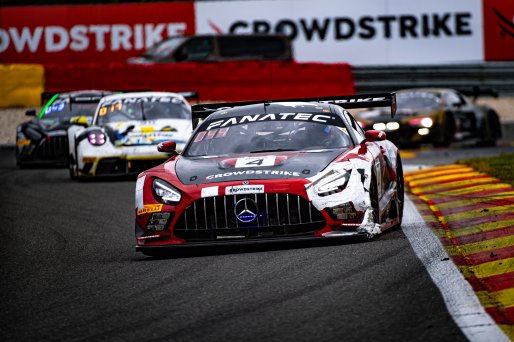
[
  {"left": 483, "top": 0, "right": 514, "bottom": 61},
  {"left": 0, "top": 2, "right": 195, "bottom": 64},
  {"left": 44, "top": 61, "right": 355, "bottom": 102}
]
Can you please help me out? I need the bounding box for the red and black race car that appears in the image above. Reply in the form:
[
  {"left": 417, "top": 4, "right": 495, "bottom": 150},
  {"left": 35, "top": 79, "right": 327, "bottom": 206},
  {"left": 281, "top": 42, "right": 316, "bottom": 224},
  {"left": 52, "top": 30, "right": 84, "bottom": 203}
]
[{"left": 135, "top": 93, "right": 404, "bottom": 255}]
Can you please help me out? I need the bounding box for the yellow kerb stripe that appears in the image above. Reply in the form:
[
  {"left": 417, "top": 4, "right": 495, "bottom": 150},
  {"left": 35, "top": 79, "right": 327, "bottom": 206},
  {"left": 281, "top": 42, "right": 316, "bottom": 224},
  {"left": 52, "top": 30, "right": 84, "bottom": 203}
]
[
  {"left": 445, "top": 204, "right": 514, "bottom": 222},
  {"left": 404, "top": 164, "right": 467, "bottom": 176},
  {"left": 408, "top": 171, "right": 484, "bottom": 187},
  {"left": 475, "top": 288, "right": 514, "bottom": 309},
  {"left": 435, "top": 192, "right": 514, "bottom": 210},
  {"left": 499, "top": 325, "right": 514, "bottom": 340},
  {"left": 413, "top": 177, "right": 498, "bottom": 193},
  {"left": 399, "top": 151, "right": 416, "bottom": 159},
  {"left": 458, "top": 257, "right": 514, "bottom": 278},
  {"left": 414, "top": 183, "right": 511, "bottom": 198},
  {"left": 405, "top": 166, "right": 473, "bottom": 180},
  {"left": 446, "top": 235, "right": 514, "bottom": 256},
  {"left": 449, "top": 218, "right": 514, "bottom": 238}
]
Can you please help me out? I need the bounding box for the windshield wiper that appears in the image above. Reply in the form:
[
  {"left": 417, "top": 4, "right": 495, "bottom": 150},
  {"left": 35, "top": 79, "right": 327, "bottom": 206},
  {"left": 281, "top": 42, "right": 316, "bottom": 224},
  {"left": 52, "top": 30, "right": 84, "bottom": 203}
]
[{"left": 249, "top": 148, "right": 296, "bottom": 154}]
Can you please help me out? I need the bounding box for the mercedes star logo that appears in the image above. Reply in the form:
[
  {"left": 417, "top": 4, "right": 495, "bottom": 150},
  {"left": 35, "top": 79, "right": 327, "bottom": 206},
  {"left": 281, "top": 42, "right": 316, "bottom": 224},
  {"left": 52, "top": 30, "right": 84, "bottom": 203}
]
[{"left": 234, "top": 197, "right": 258, "bottom": 223}]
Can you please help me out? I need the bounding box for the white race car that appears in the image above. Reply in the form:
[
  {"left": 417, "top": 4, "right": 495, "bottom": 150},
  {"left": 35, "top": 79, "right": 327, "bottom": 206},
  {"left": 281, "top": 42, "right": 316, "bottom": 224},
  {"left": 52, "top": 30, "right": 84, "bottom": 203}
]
[{"left": 68, "top": 92, "right": 193, "bottom": 179}]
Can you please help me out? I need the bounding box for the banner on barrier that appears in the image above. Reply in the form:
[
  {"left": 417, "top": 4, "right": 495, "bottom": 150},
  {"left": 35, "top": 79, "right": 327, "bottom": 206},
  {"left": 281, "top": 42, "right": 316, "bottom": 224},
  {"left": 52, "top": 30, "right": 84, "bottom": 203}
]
[
  {"left": 0, "top": 2, "right": 195, "bottom": 64},
  {"left": 196, "top": 0, "right": 484, "bottom": 65},
  {"left": 1, "top": 0, "right": 512, "bottom": 65},
  {"left": 483, "top": 0, "right": 514, "bottom": 61}
]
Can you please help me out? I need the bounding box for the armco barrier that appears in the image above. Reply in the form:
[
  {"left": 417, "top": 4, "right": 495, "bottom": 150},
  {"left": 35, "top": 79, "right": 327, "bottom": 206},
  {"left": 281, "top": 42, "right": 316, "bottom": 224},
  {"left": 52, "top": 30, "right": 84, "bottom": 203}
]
[
  {"left": 44, "top": 61, "right": 354, "bottom": 101},
  {"left": 0, "top": 64, "right": 44, "bottom": 108}
]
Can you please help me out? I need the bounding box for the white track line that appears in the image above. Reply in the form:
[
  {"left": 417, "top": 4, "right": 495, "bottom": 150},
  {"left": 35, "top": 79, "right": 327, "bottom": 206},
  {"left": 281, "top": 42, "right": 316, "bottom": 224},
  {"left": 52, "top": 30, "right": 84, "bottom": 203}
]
[{"left": 402, "top": 195, "right": 509, "bottom": 342}]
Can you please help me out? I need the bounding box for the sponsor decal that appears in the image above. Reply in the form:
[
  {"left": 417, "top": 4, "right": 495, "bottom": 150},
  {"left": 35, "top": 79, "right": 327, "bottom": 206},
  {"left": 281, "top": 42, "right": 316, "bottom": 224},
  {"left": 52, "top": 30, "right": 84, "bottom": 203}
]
[
  {"left": 227, "top": 13, "right": 473, "bottom": 41},
  {"left": 0, "top": 3, "right": 194, "bottom": 63},
  {"left": 206, "top": 170, "right": 301, "bottom": 180},
  {"left": 205, "top": 113, "right": 336, "bottom": 130},
  {"left": 235, "top": 156, "right": 276, "bottom": 168},
  {"left": 196, "top": 0, "right": 483, "bottom": 65},
  {"left": 226, "top": 185, "right": 265, "bottom": 195},
  {"left": 101, "top": 96, "right": 184, "bottom": 106},
  {"left": 201, "top": 186, "right": 219, "bottom": 198},
  {"left": 137, "top": 203, "right": 163, "bottom": 216}
]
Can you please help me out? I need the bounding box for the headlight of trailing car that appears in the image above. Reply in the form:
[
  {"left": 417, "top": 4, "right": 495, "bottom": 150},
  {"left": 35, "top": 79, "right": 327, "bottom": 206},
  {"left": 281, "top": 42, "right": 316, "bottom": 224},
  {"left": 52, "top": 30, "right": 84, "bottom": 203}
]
[
  {"left": 314, "top": 170, "right": 351, "bottom": 197},
  {"left": 153, "top": 178, "right": 181, "bottom": 204},
  {"left": 88, "top": 131, "right": 106, "bottom": 146},
  {"left": 408, "top": 117, "right": 433, "bottom": 128}
]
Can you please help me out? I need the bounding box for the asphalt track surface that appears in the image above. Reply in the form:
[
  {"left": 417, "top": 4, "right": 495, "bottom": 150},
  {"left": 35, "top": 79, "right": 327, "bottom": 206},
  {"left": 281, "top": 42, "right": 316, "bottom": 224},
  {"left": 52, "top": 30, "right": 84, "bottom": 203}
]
[{"left": 0, "top": 148, "right": 473, "bottom": 342}]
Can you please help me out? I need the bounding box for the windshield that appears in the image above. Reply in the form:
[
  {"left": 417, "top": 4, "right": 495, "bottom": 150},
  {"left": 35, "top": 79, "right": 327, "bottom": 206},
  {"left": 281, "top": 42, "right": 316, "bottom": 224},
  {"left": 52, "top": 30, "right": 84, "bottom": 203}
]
[
  {"left": 397, "top": 92, "right": 440, "bottom": 110},
  {"left": 39, "top": 98, "right": 98, "bottom": 120},
  {"left": 142, "top": 37, "right": 187, "bottom": 60},
  {"left": 96, "top": 96, "right": 190, "bottom": 125},
  {"left": 185, "top": 119, "right": 352, "bottom": 157}
]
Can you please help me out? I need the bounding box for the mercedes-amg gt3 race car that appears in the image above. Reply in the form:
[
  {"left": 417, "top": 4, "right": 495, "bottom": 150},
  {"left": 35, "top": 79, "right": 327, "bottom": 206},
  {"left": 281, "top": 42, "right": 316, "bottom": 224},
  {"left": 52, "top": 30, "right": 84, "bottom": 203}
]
[
  {"left": 68, "top": 92, "right": 195, "bottom": 179},
  {"left": 16, "top": 90, "right": 112, "bottom": 167},
  {"left": 134, "top": 93, "right": 404, "bottom": 255},
  {"left": 356, "top": 88, "right": 501, "bottom": 147}
]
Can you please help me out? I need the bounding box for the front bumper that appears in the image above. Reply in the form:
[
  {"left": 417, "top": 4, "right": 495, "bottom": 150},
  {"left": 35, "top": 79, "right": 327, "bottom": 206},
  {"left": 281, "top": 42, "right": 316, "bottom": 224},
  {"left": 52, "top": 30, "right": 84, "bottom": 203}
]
[
  {"left": 135, "top": 232, "right": 368, "bottom": 255},
  {"left": 135, "top": 179, "right": 370, "bottom": 252},
  {"left": 78, "top": 155, "right": 168, "bottom": 177}
]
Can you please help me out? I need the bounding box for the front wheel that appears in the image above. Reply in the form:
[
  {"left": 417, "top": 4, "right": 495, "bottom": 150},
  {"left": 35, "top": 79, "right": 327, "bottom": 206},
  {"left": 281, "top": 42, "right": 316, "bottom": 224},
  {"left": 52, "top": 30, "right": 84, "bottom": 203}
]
[
  {"left": 395, "top": 154, "right": 404, "bottom": 227},
  {"left": 433, "top": 114, "right": 454, "bottom": 147},
  {"left": 68, "top": 154, "right": 77, "bottom": 180},
  {"left": 369, "top": 172, "right": 380, "bottom": 225}
]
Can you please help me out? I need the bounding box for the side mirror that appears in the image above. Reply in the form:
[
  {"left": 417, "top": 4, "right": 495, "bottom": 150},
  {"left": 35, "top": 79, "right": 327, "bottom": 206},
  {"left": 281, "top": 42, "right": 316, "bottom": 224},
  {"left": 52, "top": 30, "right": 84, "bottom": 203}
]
[
  {"left": 25, "top": 109, "right": 37, "bottom": 116},
  {"left": 365, "top": 130, "right": 387, "bottom": 142},
  {"left": 157, "top": 141, "right": 177, "bottom": 154},
  {"left": 70, "top": 116, "right": 90, "bottom": 127}
]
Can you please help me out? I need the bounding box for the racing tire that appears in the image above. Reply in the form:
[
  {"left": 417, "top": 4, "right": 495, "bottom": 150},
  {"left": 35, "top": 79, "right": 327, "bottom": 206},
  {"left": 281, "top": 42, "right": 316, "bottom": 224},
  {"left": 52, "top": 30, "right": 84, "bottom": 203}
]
[
  {"left": 394, "top": 154, "right": 404, "bottom": 227},
  {"left": 479, "top": 111, "right": 501, "bottom": 147},
  {"left": 433, "top": 114, "right": 454, "bottom": 148},
  {"left": 68, "top": 154, "right": 77, "bottom": 180},
  {"left": 370, "top": 171, "right": 380, "bottom": 225}
]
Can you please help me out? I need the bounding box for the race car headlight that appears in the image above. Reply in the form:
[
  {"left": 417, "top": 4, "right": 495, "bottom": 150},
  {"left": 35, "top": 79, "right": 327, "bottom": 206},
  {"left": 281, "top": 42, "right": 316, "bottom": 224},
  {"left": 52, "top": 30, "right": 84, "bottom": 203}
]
[
  {"left": 409, "top": 117, "right": 433, "bottom": 128},
  {"left": 88, "top": 132, "right": 106, "bottom": 146},
  {"left": 153, "top": 178, "right": 181, "bottom": 204},
  {"left": 314, "top": 170, "right": 351, "bottom": 197}
]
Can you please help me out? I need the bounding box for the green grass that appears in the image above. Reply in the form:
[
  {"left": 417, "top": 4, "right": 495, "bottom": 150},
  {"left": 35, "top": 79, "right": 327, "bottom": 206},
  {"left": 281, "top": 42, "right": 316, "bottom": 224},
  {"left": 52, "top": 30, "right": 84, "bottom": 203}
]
[{"left": 456, "top": 153, "right": 514, "bottom": 187}]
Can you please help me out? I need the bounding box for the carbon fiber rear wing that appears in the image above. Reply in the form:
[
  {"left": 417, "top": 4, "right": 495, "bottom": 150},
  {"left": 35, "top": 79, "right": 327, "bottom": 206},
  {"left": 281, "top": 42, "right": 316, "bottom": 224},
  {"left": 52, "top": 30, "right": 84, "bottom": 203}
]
[
  {"left": 191, "top": 92, "right": 397, "bottom": 125},
  {"left": 459, "top": 86, "right": 498, "bottom": 101}
]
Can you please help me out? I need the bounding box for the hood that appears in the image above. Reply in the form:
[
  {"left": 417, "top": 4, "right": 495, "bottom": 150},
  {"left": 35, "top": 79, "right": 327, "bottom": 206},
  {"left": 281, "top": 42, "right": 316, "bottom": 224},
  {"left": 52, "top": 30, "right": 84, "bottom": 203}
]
[
  {"left": 175, "top": 149, "right": 344, "bottom": 185},
  {"left": 18, "top": 118, "right": 71, "bottom": 141},
  {"left": 105, "top": 119, "right": 192, "bottom": 146}
]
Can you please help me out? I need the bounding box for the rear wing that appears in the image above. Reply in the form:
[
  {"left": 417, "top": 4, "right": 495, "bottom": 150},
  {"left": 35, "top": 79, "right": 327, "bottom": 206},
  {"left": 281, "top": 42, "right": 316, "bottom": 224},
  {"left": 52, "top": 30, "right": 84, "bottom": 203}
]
[
  {"left": 176, "top": 91, "right": 199, "bottom": 103},
  {"left": 41, "top": 91, "right": 114, "bottom": 105},
  {"left": 191, "top": 93, "right": 397, "bottom": 126},
  {"left": 459, "top": 86, "right": 498, "bottom": 102}
]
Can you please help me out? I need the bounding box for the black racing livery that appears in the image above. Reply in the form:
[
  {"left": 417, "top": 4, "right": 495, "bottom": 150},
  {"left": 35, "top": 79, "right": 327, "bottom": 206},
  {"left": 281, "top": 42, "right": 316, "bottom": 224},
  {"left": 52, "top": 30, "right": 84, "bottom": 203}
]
[
  {"left": 356, "top": 87, "right": 501, "bottom": 147},
  {"left": 16, "top": 90, "right": 113, "bottom": 167}
]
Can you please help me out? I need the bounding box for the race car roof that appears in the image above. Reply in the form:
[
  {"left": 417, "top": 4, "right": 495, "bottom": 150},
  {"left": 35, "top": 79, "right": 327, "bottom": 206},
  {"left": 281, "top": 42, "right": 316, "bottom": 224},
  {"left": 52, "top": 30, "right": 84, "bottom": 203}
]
[
  {"left": 98, "top": 91, "right": 198, "bottom": 104},
  {"left": 41, "top": 90, "right": 115, "bottom": 105}
]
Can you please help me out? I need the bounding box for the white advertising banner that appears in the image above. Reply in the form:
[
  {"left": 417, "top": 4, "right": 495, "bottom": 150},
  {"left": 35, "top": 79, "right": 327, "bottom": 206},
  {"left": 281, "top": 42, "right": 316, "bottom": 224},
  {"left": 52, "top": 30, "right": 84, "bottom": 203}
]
[{"left": 195, "top": 0, "right": 484, "bottom": 65}]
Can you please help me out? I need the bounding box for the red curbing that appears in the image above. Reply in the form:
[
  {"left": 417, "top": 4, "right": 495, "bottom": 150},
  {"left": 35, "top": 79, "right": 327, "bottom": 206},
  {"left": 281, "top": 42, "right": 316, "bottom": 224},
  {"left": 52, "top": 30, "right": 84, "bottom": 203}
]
[{"left": 405, "top": 165, "right": 514, "bottom": 338}]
